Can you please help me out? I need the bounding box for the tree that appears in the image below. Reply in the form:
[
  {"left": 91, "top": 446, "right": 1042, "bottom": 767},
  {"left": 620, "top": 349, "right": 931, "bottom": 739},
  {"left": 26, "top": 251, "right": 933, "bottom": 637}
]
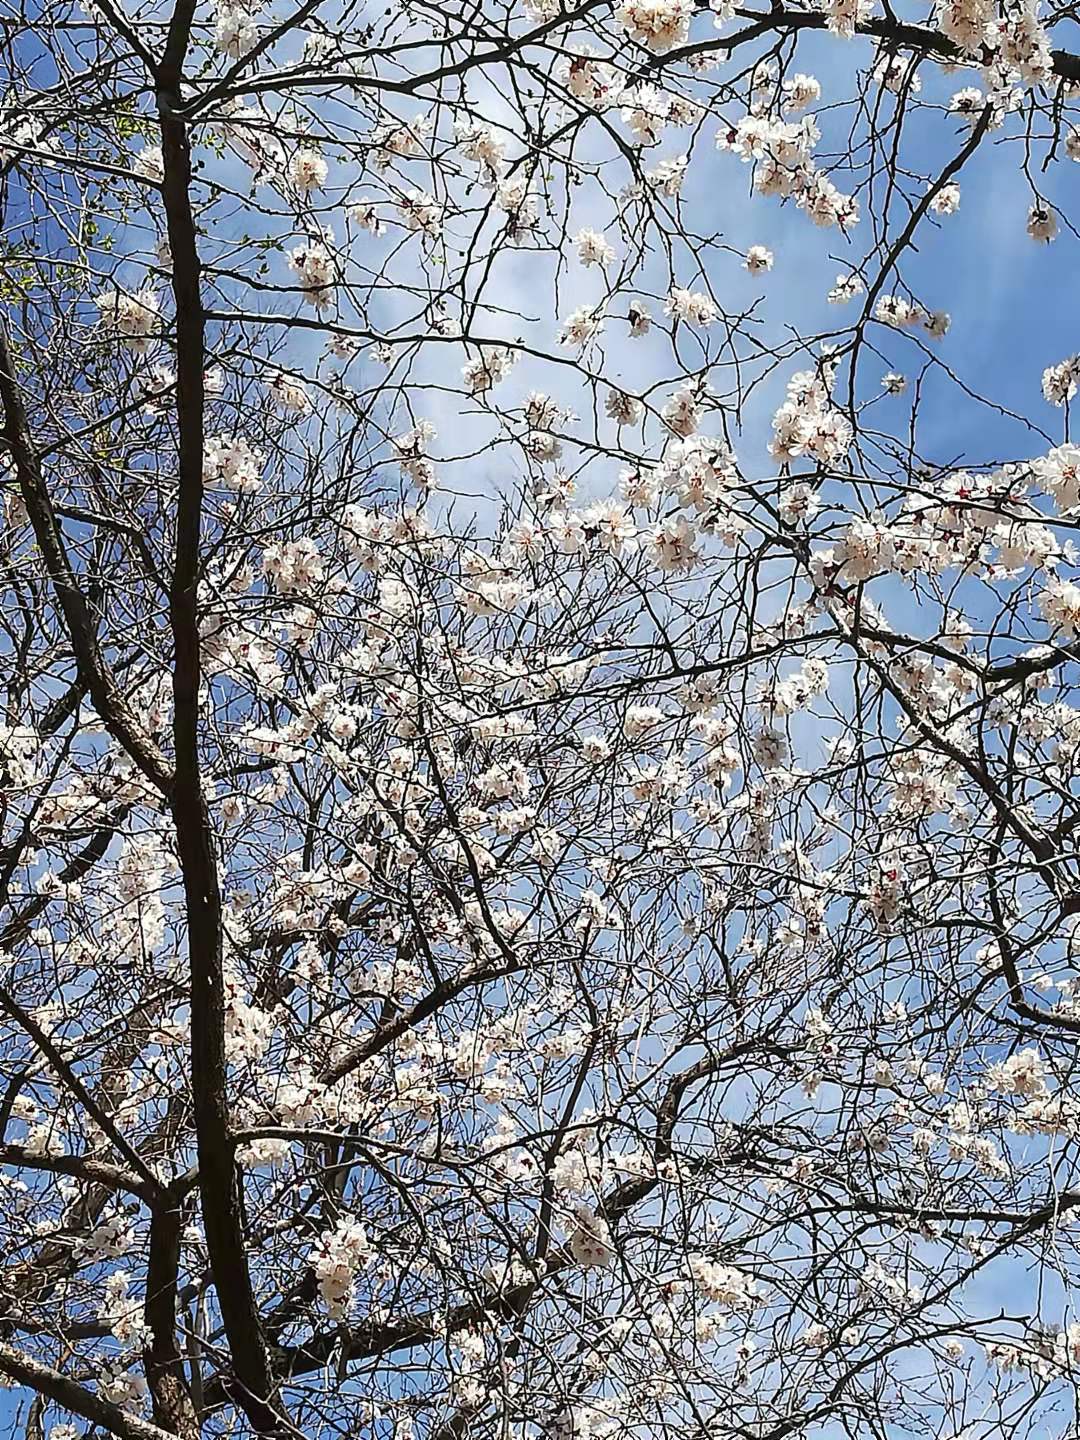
[{"left": 1, "top": 0, "right": 1080, "bottom": 1437}]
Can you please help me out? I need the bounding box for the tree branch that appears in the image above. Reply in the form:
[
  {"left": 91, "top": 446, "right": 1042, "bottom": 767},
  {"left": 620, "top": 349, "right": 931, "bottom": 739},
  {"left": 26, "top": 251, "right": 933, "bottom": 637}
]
[
  {"left": 0, "top": 1340, "right": 179, "bottom": 1440},
  {"left": 0, "top": 328, "right": 173, "bottom": 795},
  {"left": 157, "top": 30, "right": 286, "bottom": 1436}
]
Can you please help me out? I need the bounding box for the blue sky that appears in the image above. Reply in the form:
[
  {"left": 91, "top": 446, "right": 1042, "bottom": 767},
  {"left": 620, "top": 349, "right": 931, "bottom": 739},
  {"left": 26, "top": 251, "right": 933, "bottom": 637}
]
[{"left": 6, "top": 3, "right": 1080, "bottom": 1437}]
